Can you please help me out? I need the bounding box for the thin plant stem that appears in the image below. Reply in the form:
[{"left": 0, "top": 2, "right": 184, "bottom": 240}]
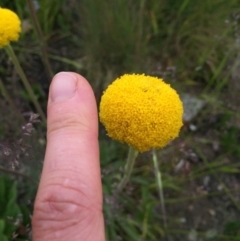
[
  {"left": 152, "top": 149, "right": 167, "bottom": 228},
  {"left": 26, "top": 0, "right": 53, "bottom": 80},
  {"left": 0, "top": 166, "right": 38, "bottom": 185},
  {"left": 14, "top": 46, "right": 83, "bottom": 70},
  {"left": 4, "top": 44, "right": 46, "bottom": 122},
  {"left": 117, "top": 146, "right": 138, "bottom": 192},
  {"left": 0, "top": 77, "right": 25, "bottom": 123}
]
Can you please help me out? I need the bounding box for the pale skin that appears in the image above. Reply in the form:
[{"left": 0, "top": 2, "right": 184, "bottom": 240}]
[{"left": 32, "top": 72, "right": 105, "bottom": 241}]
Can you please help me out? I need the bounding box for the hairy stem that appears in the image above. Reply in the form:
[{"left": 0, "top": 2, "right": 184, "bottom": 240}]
[{"left": 117, "top": 146, "right": 138, "bottom": 192}]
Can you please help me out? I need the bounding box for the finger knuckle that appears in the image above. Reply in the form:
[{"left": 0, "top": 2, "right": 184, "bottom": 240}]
[{"left": 33, "top": 182, "right": 101, "bottom": 232}]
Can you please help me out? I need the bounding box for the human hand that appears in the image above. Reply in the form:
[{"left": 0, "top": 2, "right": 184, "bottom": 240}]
[{"left": 32, "top": 72, "right": 105, "bottom": 241}]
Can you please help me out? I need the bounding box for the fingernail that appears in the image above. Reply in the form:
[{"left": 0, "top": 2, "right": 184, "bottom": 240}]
[{"left": 50, "top": 72, "right": 77, "bottom": 102}]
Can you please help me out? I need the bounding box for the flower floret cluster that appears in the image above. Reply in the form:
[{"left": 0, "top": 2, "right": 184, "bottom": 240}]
[
  {"left": 99, "top": 74, "right": 183, "bottom": 152},
  {"left": 0, "top": 7, "right": 21, "bottom": 48}
]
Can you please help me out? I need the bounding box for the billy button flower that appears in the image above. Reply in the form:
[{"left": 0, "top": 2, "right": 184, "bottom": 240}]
[
  {"left": 99, "top": 74, "right": 183, "bottom": 227},
  {"left": 99, "top": 74, "right": 183, "bottom": 152},
  {"left": 0, "top": 7, "right": 46, "bottom": 121},
  {"left": 0, "top": 7, "right": 21, "bottom": 48}
]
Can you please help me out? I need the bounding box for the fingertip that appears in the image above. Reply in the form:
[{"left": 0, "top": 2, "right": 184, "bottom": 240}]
[
  {"left": 49, "top": 72, "right": 94, "bottom": 102},
  {"left": 50, "top": 72, "right": 78, "bottom": 102},
  {"left": 47, "top": 71, "right": 98, "bottom": 131}
]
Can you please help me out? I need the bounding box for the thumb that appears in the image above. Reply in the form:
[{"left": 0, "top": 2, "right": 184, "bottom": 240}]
[{"left": 32, "top": 72, "right": 105, "bottom": 241}]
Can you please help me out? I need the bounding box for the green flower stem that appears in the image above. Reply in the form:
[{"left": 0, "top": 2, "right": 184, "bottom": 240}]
[
  {"left": 117, "top": 146, "right": 139, "bottom": 192},
  {"left": 0, "top": 77, "right": 25, "bottom": 123},
  {"left": 4, "top": 44, "right": 46, "bottom": 122},
  {"left": 26, "top": 0, "right": 53, "bottom": 80},
  {"left": 152, "top": 149, "right": 167, "bottom": 228}
]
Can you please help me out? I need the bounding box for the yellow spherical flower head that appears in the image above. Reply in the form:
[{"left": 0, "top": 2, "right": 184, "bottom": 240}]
[
  {"left": 0, "top": 7, "right": 21, "bottom": 48},
  {"left": 99, "top": 74, "right": 184, "bottom": 152}
]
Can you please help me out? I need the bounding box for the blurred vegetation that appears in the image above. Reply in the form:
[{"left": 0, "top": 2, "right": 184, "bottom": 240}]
[{"left": 1, "top": 0, "right": 240, "bottom": 240}]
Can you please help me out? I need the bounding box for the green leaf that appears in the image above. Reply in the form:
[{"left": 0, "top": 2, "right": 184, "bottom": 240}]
[
  {"left": 0, "top": 234, "right": 8, "bottom": 241},
  {"left": 0, "top": 219, "right": 5, "bottom": 233},
  {"left": 0, "top": 177, "right": 6, "bottom": 213},
  {"left": 219, "top": 167, "right": 240, "bottom": 173},
  {"left": 0, "top": 219, "right": 8, "bottom": 241},
  {"left": 0, "top": 177, "right": 22, "bottom": 238},
  {"left": 117, "top": 218, "right": 140, "bottom": 241}
]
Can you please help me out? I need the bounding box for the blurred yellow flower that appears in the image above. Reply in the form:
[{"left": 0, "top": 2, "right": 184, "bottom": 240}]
[
  {"left": 0, "top": 7, "right": 21, "bottom": 48},
  {"left": 99, "top": 74, "right": 183, "bottom": 152}
]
